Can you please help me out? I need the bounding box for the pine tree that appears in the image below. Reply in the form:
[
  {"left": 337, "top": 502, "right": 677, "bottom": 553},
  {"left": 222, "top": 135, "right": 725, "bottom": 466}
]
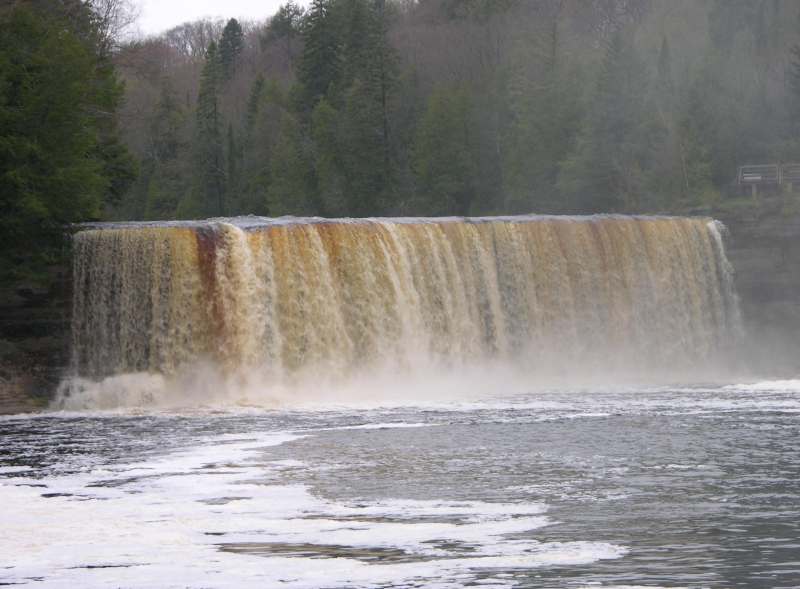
[
  {"left": 263, "top": 1, "right": 305, "bottom": 68},
  {"left": 0, "top": 4, "right": 134, "bottom": 280},
  {"left": 267, "top": 113, "right": 318, "bottom": 215},
  {"left": 677, "top": 74, "right": 719, "bottom": 206},
  {"left": 226, "top": 123, "right": 241, "bottom": 211},
  {"left": 502, "top": 30, "right": 585, "bottom": 214},
  {"left": 240, "top": 79, "right": 292, "bottom": 216},
  {"left": 558, "top": 31, "right": 656, "bottom": 212},
  {"left": 186, "top": 41, "right": 226, "bottom": 217},
  {"left": 412, "top": 86, "right": 475, "bottom": 215},
  {"left": 317, "top": 0, "right": 398, "bottom": 214},
  {"left": 245, "top": 75, "right": 266, "bottom": 138},
  {"left": 239, "top": 76, "right": 273, "bottom": 215},
  {"left": 297, "top": 0, "right": 339, "bottom": 111},
  {"left": 218, "top": 18, "right": 244, "bottom": 82},
  {"left": 311, "top": 98, "right": 347, "bottom": 215},
  {"left": 143, "top": 83, "right": 188, "bottom": 219}
]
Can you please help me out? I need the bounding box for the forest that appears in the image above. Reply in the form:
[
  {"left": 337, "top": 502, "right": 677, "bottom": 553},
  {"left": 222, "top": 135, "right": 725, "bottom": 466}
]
[{"left": 4, "top": 0, "right": 800, "bottom": 281}]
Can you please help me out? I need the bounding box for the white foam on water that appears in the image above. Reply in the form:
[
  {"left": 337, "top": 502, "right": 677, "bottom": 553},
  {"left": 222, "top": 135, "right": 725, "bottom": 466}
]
[
  {"left": 52, "top": 361, "right": 552, "bottom": 412},
  {"left": 0, "top": 429, "right": 626, "bottom": 588},
  {"left": 0, "top": 465, "right": 33, "bottom": 474},
  {"left": 723, "top": 379, "right": 800, "bottom": 392},
  {"left": 577, "top": 586, "right": 688, "bottom": 589},
  {"left": 52, "top": 353, "right": 763, "bottom": 414},
  {"left": 318, "top": 422, "right": 437, "bottom": 430},
  {"left": 39, "top": 375, "right": 800, "bottom": 422}
]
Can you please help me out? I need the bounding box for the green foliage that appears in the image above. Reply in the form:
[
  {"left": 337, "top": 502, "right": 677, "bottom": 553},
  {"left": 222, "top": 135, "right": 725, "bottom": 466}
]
[
  {"left": 559, "top": 31, "right": 659, "bottom": 212},
  {"left": 219, "top": 18, "right": 244, "bottom": 81},
  {"left": 140, "top": 84, "right": 189, "bottom": 220},
  {"left": 0, "top": 3, "right": 133, "bottom": 281},
  {"left": 238, "top": 77, "right": 285, "bottom": 215},
  {"left": 676, "top": 72, "right": 718, "bottom": 206},
  {"left": 503, "top": 50, "right": 584, "bottom": 213},
  {"left": 76, "top": 0, "right": 800, "bottom": 225},
  {"left": 412, "top": 87, "right": 476, "bottom": 215},
  {"left": 297, "top": 0, "right": 339, "bottom": 111},
  {"left": 311, "top": 98, "right": 347, "bottom": 215},
  {"left": 263, "top": 1, "right": 305, "bottom": 66},
  {"left": 185, "top": 41, "right": 226, "bottom": 218},
  {"left": 267, "top": 113, "right": 317, "bottom": 216}
]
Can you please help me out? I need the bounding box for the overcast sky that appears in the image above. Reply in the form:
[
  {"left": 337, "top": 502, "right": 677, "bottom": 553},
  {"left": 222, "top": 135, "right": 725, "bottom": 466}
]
[{"left": 137, "top": 0, "right": 309, "bottom": 35}]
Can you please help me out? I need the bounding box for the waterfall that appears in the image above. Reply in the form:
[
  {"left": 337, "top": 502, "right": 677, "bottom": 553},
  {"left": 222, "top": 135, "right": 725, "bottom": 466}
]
[{"left": 64, "top": 215, "right": 742, "bottom": 403}]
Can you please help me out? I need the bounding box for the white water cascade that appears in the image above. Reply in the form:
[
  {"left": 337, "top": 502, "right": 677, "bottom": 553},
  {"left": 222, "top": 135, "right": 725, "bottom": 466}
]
[{"left": 62, "top": 215, "right": 742, "bottom": 406}]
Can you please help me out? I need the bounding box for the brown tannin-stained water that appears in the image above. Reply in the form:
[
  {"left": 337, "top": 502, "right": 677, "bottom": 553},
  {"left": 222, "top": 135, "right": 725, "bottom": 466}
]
[{"left": 61, "top": 215, "right": 741, "bottom": 408}]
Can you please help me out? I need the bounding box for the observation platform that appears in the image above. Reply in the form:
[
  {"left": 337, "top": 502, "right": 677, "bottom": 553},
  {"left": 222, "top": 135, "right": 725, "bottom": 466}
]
[{"left": 738, "top": 163, "right": 800, "bottom": 197}]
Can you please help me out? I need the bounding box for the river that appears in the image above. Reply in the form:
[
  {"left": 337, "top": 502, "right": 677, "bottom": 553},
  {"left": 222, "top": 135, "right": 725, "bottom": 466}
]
[{"left": 2, "top": 381, "right": 798, "bottom": 588}]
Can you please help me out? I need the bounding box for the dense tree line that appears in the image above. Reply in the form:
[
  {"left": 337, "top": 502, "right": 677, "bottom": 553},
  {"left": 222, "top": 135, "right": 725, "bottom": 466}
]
[
  {"left": 109, "top": 0, "right": 800, "bottom": 222},
  {"left": 6, "top": 0, "right": 800, "bottom": 283},
  {"left": 0, "top": 0, "right": 135, "bottom": 282}
]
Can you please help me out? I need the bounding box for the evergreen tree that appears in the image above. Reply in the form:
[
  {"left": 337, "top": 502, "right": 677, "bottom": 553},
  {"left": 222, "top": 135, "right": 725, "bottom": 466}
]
[
  {"left": 339, "top": 76, "right": 395, "bottom": 215},
  {"left": 297, "top": 0, "right": 339, "bottom": 111},
  {"left": 0, "top": 4, "right": 133, "bottom": 280},
  {"left": 311, "top": 98, "right": 347, "bottom": 215},
  {"left": 678, "top": 80, "right": 717, "bottom": 206},
  {"left": 558, "top": 31, "right": 657, "bottom": 212},
  {"left": 184, "top": 41, "right": 226, "bottom": 217},
  {"left": 226, "top": 123, "right": 241, "bottom": 211},
  {"left": 218, "top": 18, "right": 244, "bottom": 82},
  {"left": 323, "top": 0, "right": 398, "bottom": 214},
  {"left": 268, "top": 113, "right": 318, "bottom": 215},
  {"left": 412, "top": 87, "right": 476, "bottom": 215},
  {"left": 245, "top": 75, "right": 266, "bottom": 136},
  {"left": 263, "top": 1, "right": 305, "bottom": 68},
  {"left": 239, "top": 76, "right": 273, "bottom": 215},
  {"left": 143, "top": 83, "right": 189, "bottom": 219},
  {"left": 81, "top": 0, "right": 800, "bottom": 222},
  {"left": 502, "top": 42, "right": 584, "bottom": 213}
]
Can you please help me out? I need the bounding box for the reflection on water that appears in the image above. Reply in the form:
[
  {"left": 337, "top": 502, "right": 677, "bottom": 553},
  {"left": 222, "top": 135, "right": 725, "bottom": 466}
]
[{"left": 1, "top": 384, "right": 799, "bottom": 588}]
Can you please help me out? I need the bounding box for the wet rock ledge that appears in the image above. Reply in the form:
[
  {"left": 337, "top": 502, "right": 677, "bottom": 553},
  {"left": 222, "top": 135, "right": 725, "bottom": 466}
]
[{"left": 715, "top": 196, "right": 800, "bottom": 375}]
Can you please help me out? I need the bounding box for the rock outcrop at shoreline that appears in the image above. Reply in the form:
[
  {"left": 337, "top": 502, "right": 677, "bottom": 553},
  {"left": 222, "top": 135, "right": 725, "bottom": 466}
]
[
  {"left": 0, "top": 273, "right": 68, "bottom": 415},
  {"left": 717, "top": 197, "right": 800, "bottom": 375}
]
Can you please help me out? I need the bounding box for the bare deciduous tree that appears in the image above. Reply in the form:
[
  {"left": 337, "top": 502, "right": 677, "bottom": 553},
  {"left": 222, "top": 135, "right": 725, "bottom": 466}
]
[
  {"left": 164, "top": 19, "right": 226, "bottom": 62},
  {"left": 87, "top": 0, "right": 141, "bottom": 52}
]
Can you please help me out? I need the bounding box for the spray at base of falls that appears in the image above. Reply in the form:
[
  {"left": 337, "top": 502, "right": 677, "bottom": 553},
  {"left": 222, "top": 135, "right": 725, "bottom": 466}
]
[{"left": 58, "top": 215, "right": 743, "bottom": 409}]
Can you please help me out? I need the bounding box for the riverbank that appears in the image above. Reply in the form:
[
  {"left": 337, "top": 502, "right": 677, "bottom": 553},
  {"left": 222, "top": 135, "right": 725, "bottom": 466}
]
[
  {"left": 0, "top": 273, "right": 68, "bottom": 414},
  {"left": 712, "top": 194, "right": 800, "bottom": 375}
]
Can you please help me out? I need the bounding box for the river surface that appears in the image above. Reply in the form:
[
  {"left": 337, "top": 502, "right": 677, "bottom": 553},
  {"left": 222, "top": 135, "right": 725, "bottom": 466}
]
[{"left": 2, "top": 381, "right": 799, "bottom": 588}]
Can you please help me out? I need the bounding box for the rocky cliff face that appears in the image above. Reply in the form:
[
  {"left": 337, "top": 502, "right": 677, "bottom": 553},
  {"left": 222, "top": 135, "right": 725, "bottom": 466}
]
[{"left": 715, "top": 199, "right": 800, "bottom": 376}]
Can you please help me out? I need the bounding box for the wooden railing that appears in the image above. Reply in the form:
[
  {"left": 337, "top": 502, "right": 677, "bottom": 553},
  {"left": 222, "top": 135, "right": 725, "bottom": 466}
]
[
  {"left": 737, "top": 163, "right": 800, "bottom": 196},
  {"left": 738, "top": 164, "right": 780, "bottom": 185}
]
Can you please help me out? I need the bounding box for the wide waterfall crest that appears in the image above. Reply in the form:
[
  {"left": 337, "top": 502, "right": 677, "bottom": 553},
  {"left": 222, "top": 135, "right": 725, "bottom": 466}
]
[{"left": 61, "top": 215, "right": 742, "bottom": 408}]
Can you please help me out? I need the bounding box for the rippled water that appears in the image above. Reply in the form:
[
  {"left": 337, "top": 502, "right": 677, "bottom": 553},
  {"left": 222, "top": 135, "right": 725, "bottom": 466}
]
[{"left": 2, "top": 382, "right": 799, "bottom": 588}]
